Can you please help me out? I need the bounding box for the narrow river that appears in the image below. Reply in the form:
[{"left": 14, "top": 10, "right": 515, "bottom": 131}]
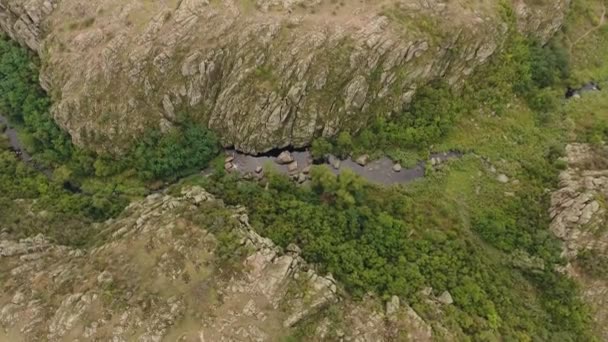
[
  {"left": 0, "top": 114, "right": 53, "bottom": 178},
  {"left": 225, "top": 149, "right": 460, "bottom": 185},
  {"left": 1, "top": 113, "right": 459, "bottom": 185}
]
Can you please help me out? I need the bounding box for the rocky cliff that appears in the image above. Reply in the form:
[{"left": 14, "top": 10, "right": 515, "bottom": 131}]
[
  {"left": 1, "top": 186, "right": 447, "bottom": 341},
  {"left": 0, "top": 0, "right": 568, "bottom": 154},
  {"left": 550, "top": 143, "right": 608, "bottom": 339}
]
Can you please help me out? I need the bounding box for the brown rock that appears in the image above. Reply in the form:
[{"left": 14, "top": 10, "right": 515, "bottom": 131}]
[
  {"left": 287, "top": 161, "right": 298, "bottom": 173},
  {"left": 355, "top": 154, "right": 370, "bottom": 166},
  {"left": 277, "top": 151, "right": 294, "bottom": 165}
]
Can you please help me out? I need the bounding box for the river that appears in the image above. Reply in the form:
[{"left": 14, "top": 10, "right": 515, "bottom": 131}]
[
  {"left": 1, "top": 113, "right": 459, "bottom": 185},
  {"left": 0, "top": 114, "right": 53, "bottom": 178},
  {"left": 226, "top": 149, "right": 460, "bottom": 185}
]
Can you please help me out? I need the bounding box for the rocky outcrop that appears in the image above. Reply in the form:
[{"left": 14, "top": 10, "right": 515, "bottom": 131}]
[
  {"left": 0, "top": 0, "right": 57, "bottom": 51},
  {"left": 0, "top": 0, "right": 568, "bottom": 154},
  {"left": 550, "top": 143, "right": 608, "bottom": 339},
  {"left": 0, "top": 186, "right": 436, "bottom": 340}
]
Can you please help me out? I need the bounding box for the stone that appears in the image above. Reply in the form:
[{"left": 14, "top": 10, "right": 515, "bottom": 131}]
[
  {"left": 355, "top": 154, "right": 370, "bottom": 166},
  {"left": 255, "top": 166, "right": 263, "bottom": 174},
  {"left": 328, "top": 155, "right": 341, "bottom": 170},
  {"left": 302, "top": 165, "right": 311, "bottom": 174},
  {"left": 11, "top": 291, "right": 25, "bottom": 305},
  {"left": 225, "top": 155, "right": 235, "bottom": 163},
  {"left": 393, "top": 163, "right": 402, "bottom": 172},
  {"left": 287, "top": 161, "right": 298, "bottom": 173},
  {"left": 386, "top": 295, "right": 400, "bottom": 319},
  {"left": 97, "top": 271, "right": 113, "bottom": 285},
  {"left": 438, "top": 291, "right": 453, "bottom": 305},
  {"left": 420, "top": 287, "right": 433, "bottom": 296},
  {"left": 297, "top": 173, "right": 307, "bottom": 184},
  {"left": 286, "top": 243, "right": 301, "bottom": 254},
  {"left": 277, "top": 151, "right": 294, "bottom": 165},
  {"left": 497, "top": 174, "right": 509, "bottom": 183},
  {"left": 224, "top": 162, "right": 233, "bottom": 171}
]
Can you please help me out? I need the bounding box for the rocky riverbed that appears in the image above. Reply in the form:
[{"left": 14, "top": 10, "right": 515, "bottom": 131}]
[{"left": 223, "top": 149, "right": 461, "bottom": 185}]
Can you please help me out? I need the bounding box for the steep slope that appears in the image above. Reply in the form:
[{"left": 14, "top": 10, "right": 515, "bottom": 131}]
[
  {"left": 550, "top": 144, "right": 608, "bottom": 339},
  {"left": 0, "top": 0, "right": 568, "bottom": 154},
  {"left": 0, "top": 186, "right": 441, "bottom": 341}
]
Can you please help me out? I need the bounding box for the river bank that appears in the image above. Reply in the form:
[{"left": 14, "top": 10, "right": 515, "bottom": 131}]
[
  {"left": 1, "top": 114, "right": 459, "bottom": 186},
  {"left": 0, "top": 114, "right": 53, "bottom": 178}
]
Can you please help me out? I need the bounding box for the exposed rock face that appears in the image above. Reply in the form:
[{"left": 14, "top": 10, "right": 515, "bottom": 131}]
[
  {"left": 0, "top": 0, "right": 57, "bottom": 51},
  {"left": 0, "top": 186, "right": 436, "bottom": 340},
  {"left": 550, "top": 143, "right": 608, "bottom": 339},
  {"left": 0, "top": 0, "right": 568, "bottom": 154}
]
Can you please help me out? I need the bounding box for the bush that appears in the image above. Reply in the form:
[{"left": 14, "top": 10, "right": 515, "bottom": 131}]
[
  {"left": 311, "top": 137, "right": 333, "bottom": 161},
  {"left": 577, "top": 249, "right": 608, "bottom": 279},
  {"left": 133, "top": 121, "right": 219, "bottom": 180},
  {"left": 0, "top": 36, "right": 74, "bottom": 161},
  {"left": 529, "top": 41, "right": 570, "bottom": 89},
  {"left": 198, "top": 167, "right": 591, "bottom": 340}
]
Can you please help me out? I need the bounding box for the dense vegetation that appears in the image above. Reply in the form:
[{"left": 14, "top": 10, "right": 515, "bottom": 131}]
[
  {"left": 179, "top": 2, "right": 598, "bottom": 339},
  {"left": 0, "top": 35, "right": 220, "bottom": 246},
  {"left": 1, "top": 0, "right": 607, "bottom": 339},
  {"left": 91, "top": 120, "right": 219, "bottom": 181},
  {"left": 0, "top": 36, "right": 73, "bottom": 162},
  {"left": 188, "top": 153, "right": 588, "bottom": 340}
]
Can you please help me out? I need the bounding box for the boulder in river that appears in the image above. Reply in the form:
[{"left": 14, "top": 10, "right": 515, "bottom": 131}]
[
  {"left": 328, "top": 155, "right": 341, "bottom": 170},
  {"left": 287, "top": 161, "right": 298, "bottom": 173},
  {"left": 225, "top": 155, "right": 235, "bottom": 163},
  {"left": 393, "top": 163, "right": 402, "bottom": 172},
  {"left": 277, "top": 151, "right": 294, "bottom": 164},
  {"left": 225, "top": 162, "right": 234, "bottom": 171},
  {"left": 355, "top": 154, "right": 370, "bottom": 166},
  {"left": 255, "top": 166, "right": 263, "bottom": 174}
]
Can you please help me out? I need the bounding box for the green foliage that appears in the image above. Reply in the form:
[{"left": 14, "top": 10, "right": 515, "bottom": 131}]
[
  {"left": 350, "top": 81, "right": 462, "bottom": 154},
  {"left": 310, "top": 137, "right": 333, "bottom": 160},
  {"left": 0, "top": 151, "right": 128, "bottom": 246},
  {"left": 0, "top": 35, "right": 74, "bottom": 161},
  {"left": 335, "top": 131, "right": 354, "bottom": 159},
  {"left": 193, "top": 159, "right": 591, "bottom": 339},
  {"left": 529, "top": 41, "right": 570, "bottom": 89},
  {"left": 577, "top": 249, "right": 608, "bottom": 279},
  {"left": 132, "top": 121, "right": 219, "bottom": 180}
]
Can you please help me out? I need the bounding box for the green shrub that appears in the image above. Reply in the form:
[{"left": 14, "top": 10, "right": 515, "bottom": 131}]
[
  {"left": 0, "top": 36, "right": 74, "bottom": 161},
  {"left": 311, "top": 137, "right": 333, "bottom": 160},
  {"left": 577, "top": 249, "right": 608, "bottom": 279},
  {"left": 198, "top": 165, "right": 591, "bottom": 340},
  {"left": 132, "top": 121, "right": 219, "bottom": 180}
]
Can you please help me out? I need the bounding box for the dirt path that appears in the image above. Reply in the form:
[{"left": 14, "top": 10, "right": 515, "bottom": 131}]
[{"left": 570, "top": 3, "right": 607, "bottom": 52}]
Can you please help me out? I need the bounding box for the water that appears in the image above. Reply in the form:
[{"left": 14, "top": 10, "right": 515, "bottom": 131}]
[
  {"left": 226, "top": 149, "right": 460, "bottom": 185},
  {"left": 2, "top": 113, "right": 460, "bottom": 186},
  {"left": 0, "top": 114, "right": 53, "bottom": 178}
]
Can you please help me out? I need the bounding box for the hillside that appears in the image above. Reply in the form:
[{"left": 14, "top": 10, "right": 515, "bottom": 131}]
[{"left": 1, "top": 0, "right": 566, "bottom": 153}]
